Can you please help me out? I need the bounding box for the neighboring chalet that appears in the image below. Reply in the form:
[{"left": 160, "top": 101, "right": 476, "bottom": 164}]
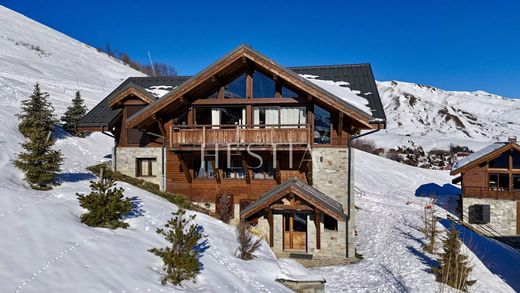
[
  {"left": 451, "top": 137, "right": 520, "bottom": 237},
  {"left": 78, "top": 45, "right": 386, "bottom": 259}
]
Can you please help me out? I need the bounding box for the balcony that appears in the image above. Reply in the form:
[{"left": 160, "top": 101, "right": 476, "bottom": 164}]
[
  {"left": 170, "top": 124, "right": 311, "bottom": 149},
  {"left": 464, "top": 187, "right": 520, "bottom": 200}
]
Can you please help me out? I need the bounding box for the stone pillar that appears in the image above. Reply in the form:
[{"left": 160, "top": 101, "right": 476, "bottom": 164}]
[
  {"left": 307, "top": 213, "right": 316, "bottom": 254},
  {"left": 273, "top": 213, "right": 283, "bottom": 253}
]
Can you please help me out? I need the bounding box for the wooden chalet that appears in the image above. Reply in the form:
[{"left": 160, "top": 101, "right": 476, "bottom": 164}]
[
  {"left": 78, "top": 45, "right": 386, "bottom": 258},
  {"left": 451, "top": 137, "right": 520, "bottom": 237}
]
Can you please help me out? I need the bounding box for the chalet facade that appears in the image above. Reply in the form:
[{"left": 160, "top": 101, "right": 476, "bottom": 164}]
[
  {"left": 78, "top": 45, "right": 386, "bottom": 259},
  {"left": 451, "top": 137, "right": 520, "bottom": 237}
]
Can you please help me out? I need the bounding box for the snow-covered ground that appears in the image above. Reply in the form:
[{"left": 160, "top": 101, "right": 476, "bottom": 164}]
[{"left": 1, "top": 4, "right": 519, "bottom": 292}]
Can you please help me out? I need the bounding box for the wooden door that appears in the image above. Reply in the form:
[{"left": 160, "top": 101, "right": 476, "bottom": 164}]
[{"left": 283, "top": 212, "right": 307, "bottom": 251}]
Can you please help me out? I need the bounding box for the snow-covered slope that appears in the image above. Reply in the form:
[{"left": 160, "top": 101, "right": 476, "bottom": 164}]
[
  {"left": 372, "top": 80, "right": 520, "bottom": 150},
  {"left": 311, "top": 150, "right": 517, "bottom": 292}
]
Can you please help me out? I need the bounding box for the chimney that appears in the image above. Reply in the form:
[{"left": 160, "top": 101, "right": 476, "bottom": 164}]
[{"left": 508, "top": 136, "right": 517, "bottom": 143}]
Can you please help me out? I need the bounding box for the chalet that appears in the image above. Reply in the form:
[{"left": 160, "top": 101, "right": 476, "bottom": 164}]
[
  {"left": 451, "top": 137, "right": 520, "bottom": 237},
  {"left": 78, "top": 45, "right": 386, "bottom": 259}
]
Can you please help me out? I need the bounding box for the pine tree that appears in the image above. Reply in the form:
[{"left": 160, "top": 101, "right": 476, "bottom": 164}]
[
  {"left": 61, "top": 91, "right": 88, "bottom": 136},
  {"left": 235, "top": 220, "right": 262, "bottom": 260},
  {"left": 433, "top": 226, "right": 476, "bottom": 291},
  {"left": 14, "top": 130, "right": 63, "bottom": 190},
  {"left": 77, "top": 172, "right": 132, "bottom": 229},
  {"left": 17, "top": 83, "right": 56, "bottom": 138},
  {"left": 149, "top": 209, "right": 207, "bottom": 286}
]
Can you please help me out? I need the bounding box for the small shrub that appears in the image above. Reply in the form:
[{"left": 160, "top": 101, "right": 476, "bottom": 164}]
[
  {"left": 77, "top": 171, "right": 132, "bottom": 229},
  {"left": 216, "top": 194, "right": 232, "bottom": 223},
  {"left": 149, "top": 209, "right": 208, "bottom": 285},
  {"left": 235, "top": 220, "right": 262, "bottom": 260},
  {"left": 421, "top": 198, "right": 439, "bottom": 254}
]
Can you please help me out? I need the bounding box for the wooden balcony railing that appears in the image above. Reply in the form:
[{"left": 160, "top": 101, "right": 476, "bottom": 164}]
[
  {"left": 170, "top": 124, "right": 311, "bottom": 148},
  {"left": 464, "top": 187, "right": 520, "bottom": 200}
]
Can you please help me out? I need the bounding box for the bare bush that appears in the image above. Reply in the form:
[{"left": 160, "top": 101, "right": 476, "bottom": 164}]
[{"left": 235, "top": 220, "right": 262, "bottom": 260}]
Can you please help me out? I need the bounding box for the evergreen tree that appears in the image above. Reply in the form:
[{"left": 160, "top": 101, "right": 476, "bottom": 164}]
[
  {"left": 17, "top": 83, "right": 56, "bottom": 138},
  {"left": 433, "top": 226, "right": 476, "bottom": 291},
  {"left": 77, "top": 172, "right": 132, "bottom": 229},
  {"left": 235, "top": 220, "right": 262, "bottom": 260},
  {"left": 14, "top": 130, "right": 63, "bottom": 190},
  {"left": 61, "top": 91, "right": 88, "bottom": 136},
  {"left": 149, "top": 209, "right": 207, "bottom": 286}
]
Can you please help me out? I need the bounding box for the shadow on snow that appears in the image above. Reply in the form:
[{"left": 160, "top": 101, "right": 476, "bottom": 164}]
[
  {"left": 415, "top": 183, "right": 461, "bottom": 215},
  {"left": 57, "top": 172, "right": 96, "bottom": 183}
]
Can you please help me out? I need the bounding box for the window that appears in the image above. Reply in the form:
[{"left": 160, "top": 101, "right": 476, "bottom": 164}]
[
  {"left": 513, "top": 150, "right": 520, "bottom": 169},
  {"left": 253, "top": 70, "right": 275, "bottom": 98},
  {"left": 324, "top": 214, "right": 338, "bottom": 231},
  {"left": 281, "top": 85, "right": 298, "bottom": 98},
  {"left": 513, "top": 174, "right": 520, "bottom": 190},
  {"left": 223, "top": 158, "right": 245, "bottom": 179},
  {"left": 195, "top": 107, "right": 212, "bottom": 125},
  {"left": 253, "top": 106, "right": 306, "bottom": 127},
  {"left": 224, "top": 74, "right": 246, "bottom": 98},
  {"left": 252, "top": 158, "right": 275, "bottom": 179},
  {"left": 468, "top": 205, "right": 490, "bottom": 224},
  {"left": 489, "top": 152, "right": 509, "bottom": 169},
  {"left": 489, "top": 173, "right": 509, "bottom": 190},
  {"left": 195, "top": 107, "right": 245, "bottom": 126},
  {"left": 194, "top": 159, "right": 215, "bottom": 179},
  {"left": 314, "top": 104, "right": 331, "bottom": 144},
  {"left": 136, "top": 158, "right": 156, "bottom": 177}
]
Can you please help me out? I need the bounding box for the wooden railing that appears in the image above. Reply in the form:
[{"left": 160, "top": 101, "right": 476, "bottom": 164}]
[
  {"left": 170, "top": 124, "right": 311, "bottom": 148},
  {"left": 464, "top": 187, "right": 520, "bottom": 200}
]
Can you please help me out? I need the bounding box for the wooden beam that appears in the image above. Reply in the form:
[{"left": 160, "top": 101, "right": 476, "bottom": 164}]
[
  {"left": 218, "top": 85, "right": 225, "bottom": 100},
  {"left": 315, "top": 208, "right": 321, "bottom": 250},
  {"left": 153, "top": 115, "right": 166, "bottom": 137},
  {"left": 187, "top": 107, "right": 194, "bottom": 125},
  {"left": 209, "top": 158, "right": 221, "bottom": 183},
  {"left": 337, "top": 112, "right": 344, "bottom": 144},
  {"left": 275, "top": 77, "right": 282, "bottom": 98},
  {"left": 271, "top": 204, "right": 313, "bottom": 211},
  {"left": 177, "top": 153, "right": 192, "bottom": 183},
  {"left": 191, "top": 97, "right": 302, "bottom": 105},
  {"left": 246, "top": 68, "right": 253, "bottom": 98},
  {"left": 307, "top": 95, "right": 314, "bottom": 145}
]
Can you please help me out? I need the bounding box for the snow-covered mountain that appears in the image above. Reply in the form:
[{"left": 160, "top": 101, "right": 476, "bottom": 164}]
[
  {"left": 373, "top": 80, "right": 520, "bottom": 151},
  {"left": 0, "top": 4, "right": 518, "bottom": 292}
]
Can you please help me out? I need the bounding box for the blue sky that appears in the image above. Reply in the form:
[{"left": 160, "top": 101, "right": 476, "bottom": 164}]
[{"left": 3, "top": 0, "right": 520, "bottom": 98}]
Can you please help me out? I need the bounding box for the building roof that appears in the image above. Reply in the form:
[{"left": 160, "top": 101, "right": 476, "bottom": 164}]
[
  {"left": 77, "top": 76, "right": 190, "bottom": 129},
  {"left": 289, "top": 64, "right": 386, "bottom": 121},
  {"left": 240, "top": 178, "right": 346, "bottom": 221},
  {"left": 451, "top": 142, "right": 520, "bottom": 175}
]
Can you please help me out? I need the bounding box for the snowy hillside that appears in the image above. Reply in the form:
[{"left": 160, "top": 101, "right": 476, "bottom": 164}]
[{"left": 372, "top": 80, "right": 520, "bottom": 150}]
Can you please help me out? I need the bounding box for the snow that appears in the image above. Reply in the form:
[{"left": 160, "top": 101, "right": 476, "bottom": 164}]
[
  {"left": 0, "top": 4, "right": 518, "bottom": 292},
  {"left": 145, "top": 85, "right": 174, "bottom": 98},
  {"left": 372, "top": 80, "right": 520, "bottom": 151},
  {"left": 300, "top": 74, "right": 372, "bottom": 115},
  {"left": 309, "top": 150, "right": 516, "bottom": 292},
  {"left": 277, "top": 259, "right": 325, "bottom": 282}
]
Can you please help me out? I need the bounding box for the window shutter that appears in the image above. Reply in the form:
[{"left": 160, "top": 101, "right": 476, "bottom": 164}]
[{"left": 481, "top": 205, "right": 491, "bottom": 223}]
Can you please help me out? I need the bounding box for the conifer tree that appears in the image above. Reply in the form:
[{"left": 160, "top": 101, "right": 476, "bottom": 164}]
[
  {"left": 235, "top": 220, "right": 262, "bottom": 260},
  {"left": 433, "top": 226, "right": 476, "bottom": 291},
  {"left": 14, "top": 130, "right": 63, "bottom": 190},
  {"left": 77, "top": 172, "right": 132, "bottom": 229},
  {"left": 149, "top": 209, "right": 207, "bottom": 286},
  {"left": 61, "top": 91, "right": 88, "bottom": 136},
  {"left": 17, "top": 83, "right": 56, "bottom": 138}
]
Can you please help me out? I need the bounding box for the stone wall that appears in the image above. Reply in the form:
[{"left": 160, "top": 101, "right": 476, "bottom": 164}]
[
  {"left": 462, "top": 197, "right": 517, "bottom": 236},
  {"left": 115, "top": 147, "right": 163, "bottom": 187},
  {"left": 311, "top": 147, "right": 354, "bottom": 258}
]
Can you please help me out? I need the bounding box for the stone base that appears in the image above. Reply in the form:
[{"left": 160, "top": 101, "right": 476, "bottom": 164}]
[
  {"left": 277, "top": 279, "right": 326, "bottom": 293},
  {"left": 462, "top": 197, "right": 518, "bottom": 236}
]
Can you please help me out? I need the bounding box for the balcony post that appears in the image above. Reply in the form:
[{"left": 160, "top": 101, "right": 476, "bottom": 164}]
[{"left": 202, "top": 126, "right": 206, "bottom": 148}]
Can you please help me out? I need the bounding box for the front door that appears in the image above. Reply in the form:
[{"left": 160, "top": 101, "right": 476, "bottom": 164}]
[{"left": 283, "top": 212, "right": 307, "bottom": 251}]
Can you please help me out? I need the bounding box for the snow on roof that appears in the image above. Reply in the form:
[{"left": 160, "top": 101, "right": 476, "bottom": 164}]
[
  {"left": 300, "top": 74, "right": 372, "bottom": 115},
  {"left": 452, "top": 142, "right": 508, "bottom": 171},
  {"left": 145, "top": 85, "right": 175, "bottom": 98}
]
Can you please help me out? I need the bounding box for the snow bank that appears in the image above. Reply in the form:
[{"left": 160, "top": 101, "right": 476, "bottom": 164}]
[{"left": 145, "top": 85, "right": 174, "bottom": 98}]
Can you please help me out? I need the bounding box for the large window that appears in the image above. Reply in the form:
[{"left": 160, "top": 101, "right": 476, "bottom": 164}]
[
  {"left": 252, "top": 158, "right": 275, "bottom": 179},
  {"left": 489, "top": 173, "right": 509, "bottom": 190},
  {"left": 314, "top": 104, "right": 331, "bottom": 144},
  {"left": 489, "top": 153, "right": 509, "bottom": 169},
  {"left": 281, "top": 85, "right": 298, "bottom": 98},
  {"left": 513, "top": 150, "right": 520, "bottom": 169},
  {"left": 253, "top": 70, "right": 275, "bottom": 98},
  {"left": 513, "top": 174, "right": 520, "bottom": 190},
  {"left": 222, "top": 158, "right": 245, "bottom": 179},
  {"left": 194, "top": 159, "right": 215, "bottom": 179},
  {"left": 195, "top": 107, "right": 245, "bottom": 126},
  {"left": 224, "top": 74, "right": 246, "bottom": 98},
  {"left": 253, "top": 106, "right": 306, "bottom": 127},
  {"left": 136, "top": 158, "right": 156, "bottom": 177}
]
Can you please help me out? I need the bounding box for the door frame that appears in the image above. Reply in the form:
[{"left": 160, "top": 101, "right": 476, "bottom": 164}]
[{"left": 282, "top": 211, "right": 307, "bottom": 252}]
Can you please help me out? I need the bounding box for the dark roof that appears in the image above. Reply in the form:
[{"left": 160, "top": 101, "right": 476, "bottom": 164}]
[
  {"left": 240, "top": 178, "right": 346, "bottom": 221},
  {"left": 289, "top": 64, "right": 386, "bottom": 121},
  {"left": 77, "top": 76, "right": 190, "bottom": 129}
]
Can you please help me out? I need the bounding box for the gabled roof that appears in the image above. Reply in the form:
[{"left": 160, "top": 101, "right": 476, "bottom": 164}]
[
  {"left": 289, "top": 64, "right": 385, "bottom": 121},
  {"left": 451, "top": 142, "right": 520, "bottom": 175},
  {"left": 127, "top": 45, "right": 381, "bottom": 129},
  {"left": 77, "top": 76, "right": 190, "bottom": 130},
  {"left": 240, "top": 178, "right": 346, "bottom": 221}
]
